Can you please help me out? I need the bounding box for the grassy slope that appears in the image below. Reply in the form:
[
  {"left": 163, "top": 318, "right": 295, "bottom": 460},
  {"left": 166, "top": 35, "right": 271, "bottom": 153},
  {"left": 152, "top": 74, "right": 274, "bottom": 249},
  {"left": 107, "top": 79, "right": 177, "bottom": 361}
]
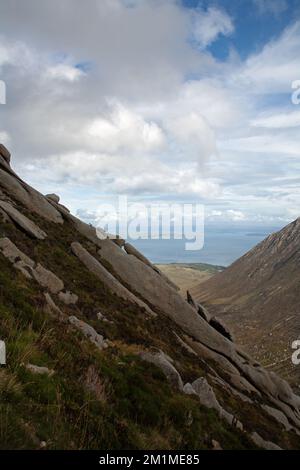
[
  {"left": 156, "top": 263, "right": 224, "bottom": 296},
  {"left": 0, "top": 207, "right": 298, "bottom": 450}
]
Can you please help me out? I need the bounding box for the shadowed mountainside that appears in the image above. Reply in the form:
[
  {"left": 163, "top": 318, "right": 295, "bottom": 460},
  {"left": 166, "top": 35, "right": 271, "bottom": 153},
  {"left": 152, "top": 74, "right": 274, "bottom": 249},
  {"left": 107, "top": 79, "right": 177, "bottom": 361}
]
[{"left": 191, "top": 219, "right": 300, "bottom": 387}]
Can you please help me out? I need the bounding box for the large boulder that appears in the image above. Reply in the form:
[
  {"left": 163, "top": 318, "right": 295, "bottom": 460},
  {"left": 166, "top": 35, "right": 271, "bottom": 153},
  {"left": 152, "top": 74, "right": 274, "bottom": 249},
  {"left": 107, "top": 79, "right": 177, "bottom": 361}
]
[
  {"left": 46, "top": 193, "right": 60, "bottom": 204},
  {"left": 0, "top": 146, "right": 63, "bottom": 224},
  {"left": 0, "top": 237, "right": 64, "bottom": 294},
  {"left": 0, "top": 237, "right": 34, "bottom": 267},
  {"left": 124, "top": 242, "right": 153, "bottom": 267},
  {"left": 31, "top": 263, "right": 64, "bottom": 294},
  {"left": 0, "top": 144, "right": 11, "bottom": 163},
  {"left": 187, "top": 291, "right": 210, "bottom": 321},
  {"left": 58, "top": 291, "right": 79, "bottom": 305},
  {"left": 250, "top": 432, "right": 281, "bottom": 450},
  {"left": 71, "top": 242, "right": 156, "bottom": 317},
  {"left": 209, "top": 316, "right": 234, "bottom": 342},
  {"left": 139, "top": 350, "right": 183, "bottom": 391},
  {"left": 184, "top": 377, "right": 243, "bottom": 430},
  {"left": 68, "top": 316, "right": 108, "bottom": 350},
  {"left": 0, "top": 200, "right": 47, "bottom": 239}
]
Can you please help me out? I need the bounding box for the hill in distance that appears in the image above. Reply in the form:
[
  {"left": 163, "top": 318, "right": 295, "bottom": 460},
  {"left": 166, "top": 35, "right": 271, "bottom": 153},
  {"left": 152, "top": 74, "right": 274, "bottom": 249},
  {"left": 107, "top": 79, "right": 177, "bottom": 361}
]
[{"left": 191, "top": 219, "right": 300, "bottom": 388}]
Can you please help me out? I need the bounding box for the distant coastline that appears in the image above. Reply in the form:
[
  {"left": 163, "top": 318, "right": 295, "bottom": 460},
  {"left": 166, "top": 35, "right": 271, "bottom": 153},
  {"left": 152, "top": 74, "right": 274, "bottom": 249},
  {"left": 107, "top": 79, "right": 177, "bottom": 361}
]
[{"left": 131, "top": 225, "right": 281, "bottom": 267}]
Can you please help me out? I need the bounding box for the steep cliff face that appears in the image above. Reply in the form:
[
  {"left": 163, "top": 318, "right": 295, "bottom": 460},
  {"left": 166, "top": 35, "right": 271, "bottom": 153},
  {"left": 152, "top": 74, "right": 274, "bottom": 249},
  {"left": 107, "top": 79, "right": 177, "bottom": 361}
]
[
  {"left": 0, "top": 143, "right": 300, "bottom": 450},
  {"left": 191, "top": 219, "right": 300, "bottom": 387}
]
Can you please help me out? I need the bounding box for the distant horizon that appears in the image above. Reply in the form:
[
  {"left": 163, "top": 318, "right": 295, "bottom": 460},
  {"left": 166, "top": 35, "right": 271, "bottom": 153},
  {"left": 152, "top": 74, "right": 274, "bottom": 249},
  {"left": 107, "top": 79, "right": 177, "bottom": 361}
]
[{"left": 130, "top": 222, "right": 283, "bottom": 267}]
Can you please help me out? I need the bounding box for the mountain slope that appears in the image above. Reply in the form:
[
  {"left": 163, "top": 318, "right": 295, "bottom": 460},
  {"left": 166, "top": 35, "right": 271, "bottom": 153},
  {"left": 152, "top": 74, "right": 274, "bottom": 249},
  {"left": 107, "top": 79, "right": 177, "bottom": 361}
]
[
  {"left": 191, "top": 220, "right": 300, "bottom": 387},
  {"left": 1, "top": 143, "right": 300, "bottom": 450}
]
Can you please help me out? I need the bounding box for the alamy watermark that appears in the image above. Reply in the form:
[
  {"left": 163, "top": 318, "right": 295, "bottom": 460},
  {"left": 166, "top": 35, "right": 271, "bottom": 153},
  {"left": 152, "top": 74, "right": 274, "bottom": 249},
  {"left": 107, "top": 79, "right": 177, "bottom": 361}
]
[
  {"left": 291, "top": 80, "right": 300, "bottom": 105},
  {"left": 292, "top": 340, "right": 300, "bottom": 366},
  {"left": 95, "top": 196, "right": 204, "bottom": 251},
  {"left": 0, "top": 80, "right": 6, "bottom": 105}
]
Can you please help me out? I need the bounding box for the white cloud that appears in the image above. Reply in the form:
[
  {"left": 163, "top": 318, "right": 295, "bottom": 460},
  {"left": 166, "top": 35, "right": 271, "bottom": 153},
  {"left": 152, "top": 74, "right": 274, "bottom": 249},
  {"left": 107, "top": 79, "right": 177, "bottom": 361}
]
[
  {"left": 0, "top": 0, "right": 299, "bottom": 227},
  {"left": 221, "top": 132, "right": 300, "bottom": 156},
  {"left": 238, "top": 21, "right": 300, "bottom": 94},
  {"left": 253, "top": 0, "right": 288, "bottom": 16},
  {"left": 87, "top": 102, "right": 166, "bottom": 154},
  {"left": 46, "top": 64, "right": 85, "bottom": 82},
  {"left": 227, "top": 209, "right": 246, "bottom": 221},
  {"left": 251, "top": 110, "right": 300, "bottom": 129},
  {"left": 165, "top": 112, "right": 217, "bottom": 163},
  {"left": 191, "top": 7, "right": 234, "bottom": 48}
]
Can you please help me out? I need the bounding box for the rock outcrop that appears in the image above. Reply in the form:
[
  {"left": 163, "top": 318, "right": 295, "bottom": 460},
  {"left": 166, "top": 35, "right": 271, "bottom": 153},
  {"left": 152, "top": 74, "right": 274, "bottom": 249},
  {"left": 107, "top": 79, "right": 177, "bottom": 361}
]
[
  {"left": 209, "top": 316, "right": 234, "bottom": 342},
  {"left": 68, "top": 316, "right": 108, "bottom": 350},
  {"left": 139, "top": 350, "right": 184, "bottom": 391},
  {"left": 71, "top": 242, "right": 156, "bottom": 317},
  {"left": 26, "top": 364, "right": 54, "bottom": 377},
  {"left": 0, "top": 144, "right": 11, "bottom": 163},
  {"left": 184, "top": 377, "right": 243, "bottom": 431},
  {"left": 0, "top": 201, "right": 47, "bottom": 239}
]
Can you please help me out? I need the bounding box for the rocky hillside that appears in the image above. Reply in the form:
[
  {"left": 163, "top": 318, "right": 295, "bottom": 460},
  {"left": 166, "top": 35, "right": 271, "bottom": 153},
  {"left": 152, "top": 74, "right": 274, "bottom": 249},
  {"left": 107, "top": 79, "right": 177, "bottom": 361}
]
[
  {"left": 1, "top": 143, "right": 300, "bottom": 450},
  {"left": 191, "top": 220, "right": 300, "bottom": 388}
]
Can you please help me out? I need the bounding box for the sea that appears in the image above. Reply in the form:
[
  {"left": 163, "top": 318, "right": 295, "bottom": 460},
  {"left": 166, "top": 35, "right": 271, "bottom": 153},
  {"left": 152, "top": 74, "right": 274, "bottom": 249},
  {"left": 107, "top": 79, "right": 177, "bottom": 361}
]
[{"left": 129, "top": 225, "right": 282, "bottom": 267}]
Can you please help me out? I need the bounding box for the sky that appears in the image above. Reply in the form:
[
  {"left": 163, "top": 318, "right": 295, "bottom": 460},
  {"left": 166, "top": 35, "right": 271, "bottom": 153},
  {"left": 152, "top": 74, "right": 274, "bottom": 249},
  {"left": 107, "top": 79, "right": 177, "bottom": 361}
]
[{"left": 0, "top": 0, "right": 300, "bottom": 230}]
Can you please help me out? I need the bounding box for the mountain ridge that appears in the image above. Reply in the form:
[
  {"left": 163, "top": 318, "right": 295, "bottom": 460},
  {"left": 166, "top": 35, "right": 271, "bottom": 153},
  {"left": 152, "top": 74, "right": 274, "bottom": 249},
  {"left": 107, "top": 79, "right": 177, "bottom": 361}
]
[
  {"left": 0, "top": 143, "right": 300, "bottom": 450},
  {"left": 191, "top": 218, "right": 300, "bottom": 387}
]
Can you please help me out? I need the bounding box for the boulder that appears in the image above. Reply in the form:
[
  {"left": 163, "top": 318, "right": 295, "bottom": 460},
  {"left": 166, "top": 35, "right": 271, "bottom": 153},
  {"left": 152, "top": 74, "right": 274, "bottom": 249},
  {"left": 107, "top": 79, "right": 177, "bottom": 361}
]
[
  {"left": 44, "top": 293, "right": 65, "bottom": 320},
  {"left": 123, "top": 243, "right": 179, "bottom": 290},
  {"left": 190, "top": 377, "right": 221, "bottom": 411},
  {"left": 124, "top": 242, "right": 153, "bottom": 267},
  {"left": 209, "top": 316, "right": 234, "bottom": 342},
  {"left": 197, "top": 303, "right": 211, "bottom": 322},
  {"left": 139, "top": 350, "right": 183, "bottom": 391},
  {"left": 250, "top": 432, "right": 281, "bottom": 450},
  {"left": 96, "top": 312, "right": 113, "bottom": 323},
  {"left": 71, "top": 242, "right": 156, "bottom": 317},
  {"left": 262, "top": 405, "right": 292, "bottom": 432},
  {"left": 0, "top": 144, "right": 11, "bottom": 163},
  {"left": 185, "top": 377, "right": 243, "bottom": 430},
  {"left": 31, "top": 263, "right": 64, "bottom": 294},
  {"left": 68, "top": 315, "right": 108, "bottom": 350},
  {"left": 46, "top": 193, "right": 60, "bottom": 204},
  {"left": 182, "top": 334, "right": 259, "bottom": 396},
  {"left": 112, "top": 237, "right": 125, "bottom": 248},
  {"left": 26, "top": 364, "right": 54, "bottom": 377},
  {"left": 187, "top": 291, "right": 210, "bottom": 321},
  {"left": 183, "top": 383, "right": 197, "bottom": 395},
  {"left": 0, "top": 200, "right": 47, "bottom": 239},
  {"left": 211, "top": 440, "right": 222, "bottom": 450},
  {"left": 0, "top": 238, "right": 64, "bottom": 294},
  {"left": 0, "top": 148, "right": 63, "bottom": 224},
  {"left": 0, "top": 207, "right": 11, "bottom": 223},
  {"left": 187, "top": 290, "right": 198, "bottom": 310},
  {"left": 58, "top": 291, "right": 79, "bottom": 305},
  {"left": 0, "top": 237, "right": 35, "bottom": 267},
  {"left": 173, "top": 332, "right": 197, "bottom": 357}
]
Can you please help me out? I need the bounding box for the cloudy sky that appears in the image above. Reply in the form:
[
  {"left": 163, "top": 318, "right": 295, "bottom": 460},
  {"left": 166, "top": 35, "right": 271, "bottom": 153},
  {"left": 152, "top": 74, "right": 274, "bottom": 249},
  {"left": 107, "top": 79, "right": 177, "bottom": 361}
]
[{"left": 0, "top": 0, "right": 300, "bottom": 228}]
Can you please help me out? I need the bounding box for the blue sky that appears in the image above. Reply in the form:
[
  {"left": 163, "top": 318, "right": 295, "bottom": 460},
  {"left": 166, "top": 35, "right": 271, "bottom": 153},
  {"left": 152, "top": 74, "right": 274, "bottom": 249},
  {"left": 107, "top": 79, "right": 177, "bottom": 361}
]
[
  {"left": 0, "top": 0, "right": 300, "bottom": 230},
  {"left": 184, "top": 0, "right": 299, "bottom": 59}
]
